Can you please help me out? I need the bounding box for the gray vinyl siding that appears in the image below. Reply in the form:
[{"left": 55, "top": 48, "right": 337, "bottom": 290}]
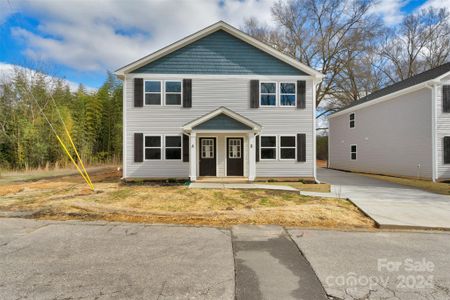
[
  {"left": 124, "top": 75, "right": 314, "bottom": 178},
  {"left": 329, "top": 88, "right": 433, "bottom": 179},
  {"left": 436, "top": 75, "right": 450, "bottom": 180}
]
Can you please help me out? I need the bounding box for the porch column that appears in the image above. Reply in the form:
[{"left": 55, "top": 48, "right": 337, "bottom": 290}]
[
  {"left": 248, "top": 132, "right": 256, "bottom": 181},
  {"left": 190, "top": 132, "right": 197, "bottom": 181}
]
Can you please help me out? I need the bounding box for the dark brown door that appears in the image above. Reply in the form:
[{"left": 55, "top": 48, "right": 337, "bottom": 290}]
[
  {"left": 227, "top": 138, "right": 244, "bottom": 176},
  {"left": 199, "top": 138, "right": 216, "bottom": 176}
]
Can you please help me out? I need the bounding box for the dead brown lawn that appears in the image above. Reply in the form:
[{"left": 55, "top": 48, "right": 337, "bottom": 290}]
[{"left": 0, "top": 168, "right": 374, "bottom": 228}]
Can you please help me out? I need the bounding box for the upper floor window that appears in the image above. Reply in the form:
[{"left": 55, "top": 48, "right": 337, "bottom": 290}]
[
  {"left": 260, "top": 82, "right": 277, "bottom": 106},
  {"left": 165, "top": 81, "right": 182, "bottom": 106},
  {"left": 144, "top": 81, "right": 162, "bottom": 105},
  {"left": 349, "top": 113, "right": 355, "bottom": 128},
  {"left": 280, "top": 83, "right": 296, "bottom": 106},
  {"left": 443, "top": 85, "right": 450, "bottom": 113}
]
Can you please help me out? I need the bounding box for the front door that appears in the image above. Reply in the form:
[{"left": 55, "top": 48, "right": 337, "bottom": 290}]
[
  {"left": 199, "top": 138, "right": 216, "bottom": 176},
  {"left": 227, "top": 138, "right": 244, "bottom": 176}
]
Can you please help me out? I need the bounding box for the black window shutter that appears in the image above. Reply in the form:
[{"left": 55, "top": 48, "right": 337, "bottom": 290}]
[
  {"left": 444, "top": 137, "right": 450, "bottom": 164},
  {"left": 297, "top": 81, "right": 306, "bottom": 109},
  {"left": 134, "top": 133, "right": 143, "bottom": 162},
  {"left": 183, "top": 134, "right": 190, "bottom": 162},
  {"left": 183, "top": 79, "right": 192, "bottom": 108},
  {"left": 297, "top": 133, "right": 306, "bottom": 162},
  {"left": 250, "top": 80, "right": 259, "bottom": 108},
  {"left": 256, "top": 135, "right": 260, "bottom": 162},
  {"left": 443, "top": 85, "right": 450, "bottom": 113},
  {"left": 134, "top": 78, "right": 143, "bottom": 107}
]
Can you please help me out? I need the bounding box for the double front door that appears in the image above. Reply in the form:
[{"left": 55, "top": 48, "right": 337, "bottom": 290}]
[{"left": 198, "top": 137, "right": 244, "bottom": 177}]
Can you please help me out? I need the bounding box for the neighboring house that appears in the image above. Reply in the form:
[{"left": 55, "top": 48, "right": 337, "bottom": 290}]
[
  {"left": 328, "top": 62, "right": 450, "bottom": 181},
  {"left": 115, "top": 21, "right": 324, "bottom": 181}
]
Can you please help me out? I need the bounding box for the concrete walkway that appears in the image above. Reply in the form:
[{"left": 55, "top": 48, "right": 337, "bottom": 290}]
[
  {"left": 304, "top": 168, "right": 450, "bottom": 230},
  {"left": 189, "top": 182, "right": 298, "bottom": 192},
  {"left": 232, "top": 225, "right": 327, "bottom": 300}
]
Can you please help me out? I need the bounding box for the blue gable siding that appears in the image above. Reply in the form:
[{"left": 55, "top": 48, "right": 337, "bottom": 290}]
[
  {"left": 193, "top": 114, "right": 252, "bottom": 130},
  {"left": 132, "top": 30, "right": 307, "bottom": 75}
]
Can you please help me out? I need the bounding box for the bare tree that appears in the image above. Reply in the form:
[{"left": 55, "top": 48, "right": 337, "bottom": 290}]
[
  {"left": 380, "top": 7, "right": 450, "bottom": 82},
  {"left": 242, "top": 0, "right": 383, "bottom": 108}
]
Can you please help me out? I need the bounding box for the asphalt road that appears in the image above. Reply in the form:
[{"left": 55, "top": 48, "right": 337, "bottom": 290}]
[{"left": 1, "top": 218, "right": 450, "bottom": 299}]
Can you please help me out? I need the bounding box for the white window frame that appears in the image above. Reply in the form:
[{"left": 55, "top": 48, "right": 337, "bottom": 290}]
[
  {"left": 259, "top": 81, "right": 277, "bottom": 107},
  {"left": 144, "top": 80, "right": 163, "bottom": 106},
  {"left": 279, "top": 82, "right": 297, "bottom": 107},
  {"left": 260, "top": 135, "right": 278, "bottom": 160},
  {"left": 164, "top": 80, "right": 183, "bottom": 106},
  {"left": 350, "top": 144, "right": 357, "bottom": 160},
  {"left": 349, "top": 113, "right": 355, "bottom": 128},
  {"left": 144, "top": 134, "right": 163, "bottom": 161},
  {"left": 201, "top": 138, "right": 215, "bottom": 159},
  {"left": 279, "top": 135, "right": 297, "bottom": 160},
  {"left": 228, "top": 138, "right": 242, "bottom": 159},
  {"left": 164, "top": 134, "right": 183, "bottom": 161}
]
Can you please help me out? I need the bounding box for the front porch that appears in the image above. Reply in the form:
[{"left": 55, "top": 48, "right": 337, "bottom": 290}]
[{"left": 182, "top": 107, "right": 261, "bottom": 182}]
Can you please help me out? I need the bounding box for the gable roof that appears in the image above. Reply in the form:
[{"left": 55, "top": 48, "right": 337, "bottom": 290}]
[
  {"left": 115, "top": 21, "right": 323, "bottom": 79},
  {"left": 183, "top": 106, "right": 261, "bottom": 132},
  {"left": 331, "top": 62, "right": 450, "bottom": 117}
]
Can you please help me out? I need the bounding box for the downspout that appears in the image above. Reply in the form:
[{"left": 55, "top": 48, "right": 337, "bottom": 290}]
[
  {"left": 427, "top": 82, "right": 437, "bottom": 182},
  {"left": 312, "top": 79, "right": 320, "bottom": 183}
]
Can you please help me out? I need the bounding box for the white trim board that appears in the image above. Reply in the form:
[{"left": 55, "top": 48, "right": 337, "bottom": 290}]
[{"left": 115, "top": 21, "right": 324, "bottom": 79}]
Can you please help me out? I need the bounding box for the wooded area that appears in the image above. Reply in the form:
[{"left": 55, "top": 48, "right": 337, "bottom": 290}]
[{"left": 0, "top": 69, "right": 122, "bottom": 170}]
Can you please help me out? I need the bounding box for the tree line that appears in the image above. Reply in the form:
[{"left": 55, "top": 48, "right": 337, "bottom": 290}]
[
  {"left": 242, "top": 0, "right": 450, "bottom": 114},
  {"left": 0, "top": 69, "right": 122, "bottom": 170}
]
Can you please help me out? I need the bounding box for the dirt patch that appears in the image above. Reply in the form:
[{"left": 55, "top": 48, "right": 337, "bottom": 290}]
[{"left": 0, "top": 167, "right": 374, "bottom": 229}]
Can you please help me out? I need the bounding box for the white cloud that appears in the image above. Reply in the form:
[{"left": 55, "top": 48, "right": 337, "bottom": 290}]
[
  {"left": 370, "top": 0, "right": 406, "bottom": 25},
  {"left": 4, "top": 0, "right": 278, "bottom": 72},
  {"left": 0, "top": 62, "right": 95, "bottom": 92},
  {"left": 420, "top": 0, "right": 450, "bottom": 10}
]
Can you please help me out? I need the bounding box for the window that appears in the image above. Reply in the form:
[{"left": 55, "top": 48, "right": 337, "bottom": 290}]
[
  {"left": 144, "top": 136, "right": 161, "bottom": 160},
  {"left": 349, "top": 113, "right": 355, "bottom": 128},
  {"left": 260, "top": 136, "right": 277, "bottom": 159},
  {"left": 228, "top": 139, "right": 241, "bottom": 158},
  {"left": 260, "top": 82, "right": 276, "bottom": 106},
  {"left": 351, "top": 145, "right": 357, "bottom": 160},
  {"left": 144, "top": 81, "right": 162, "bottom": 105},
  {"left": 165, "top": 81, "right": 182, "bottom": 105},
  {"left": 443, "top": 85, "right": 450, "bottom": 113},
  {"left": 444, "top": 136, "right": 450, "bottom": 164},
  {"left": 165, "top": 136, "right": 181, "bottom": 160},
  {"left": 280, "top": 136, "right": 296, "bottom": 159},
  {"left": 201, "top": 139, "right": 214, "bottom": 158},
  {"left": 280, "top": 83, "right": 296, "bottom": 106}
]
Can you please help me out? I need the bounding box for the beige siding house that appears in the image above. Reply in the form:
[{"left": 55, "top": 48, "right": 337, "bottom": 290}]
[
  {"left": 115, "top": 21, "right": 324, "bottom": 181},
  {"left": 328, "top": 63, "right": 450, "bottom": 181}
]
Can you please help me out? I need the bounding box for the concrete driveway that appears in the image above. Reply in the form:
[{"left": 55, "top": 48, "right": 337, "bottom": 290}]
[
  {"left": 308, "top": 168, "right": 450, "bottom": 230},
  {"left": 289, "top": 229, "right": 450, "bottom": 300}
]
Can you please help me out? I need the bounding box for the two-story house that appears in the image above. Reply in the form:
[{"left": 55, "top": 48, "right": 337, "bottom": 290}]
[
  {"left": 115, "top": 21, "right": 324, "bottom": 181},
  {"left": 328, "top": 62, "right": 450, "bottom": 181}
]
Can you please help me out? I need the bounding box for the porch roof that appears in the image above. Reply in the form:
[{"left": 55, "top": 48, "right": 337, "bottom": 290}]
[{"left": 182, "top": 107, "right": 261, "bottom": 132}]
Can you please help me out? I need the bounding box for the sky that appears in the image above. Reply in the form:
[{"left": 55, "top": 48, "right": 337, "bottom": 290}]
[{"left": 0, "top": 0, "right": 447, "bottom": 89}]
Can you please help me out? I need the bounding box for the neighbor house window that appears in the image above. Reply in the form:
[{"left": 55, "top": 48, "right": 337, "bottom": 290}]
[
  {"left": 444, "top": 136, "right": 450, "bottom": 164},
  {"left": 144, "top": 80, "right": 162, "bottom": 105},
  {"left": 165, "top": 81, "right": 182, "bottom": 105},
  {"left": 280, "top": 136, "right": 296, "bottom": 159},
  {"left": 165, "top": 135, "right": 182, "bottom": 160},
  {"left": 349, "top": 113, "right": 355, "bottom": 128},
  {"left": 351, "top": 144, "right": 357, "bottom": 160},
  {"left": 280, "top": 83, "right": 296, "bottom": 106},
  {"left": 260, "top": 136, "right": 277, "bottom": 159},
  {"left": 145, "top": 135, "right": 161, "bottom": 160},
  {"left": 260, "top": 82, "right": 276, "bottom": 106}
]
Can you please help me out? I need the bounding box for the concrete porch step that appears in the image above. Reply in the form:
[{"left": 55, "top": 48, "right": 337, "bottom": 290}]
[{"left": 189, "top": 182, "right": 299, "bottom": 192}]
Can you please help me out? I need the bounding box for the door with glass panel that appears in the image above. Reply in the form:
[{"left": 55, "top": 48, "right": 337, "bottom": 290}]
[
  {"left": 227, "top": 138, "right": 244, "bottom": 176},
  {"left": 199, "top": 138, "right": 216, "bottom": 176}
]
